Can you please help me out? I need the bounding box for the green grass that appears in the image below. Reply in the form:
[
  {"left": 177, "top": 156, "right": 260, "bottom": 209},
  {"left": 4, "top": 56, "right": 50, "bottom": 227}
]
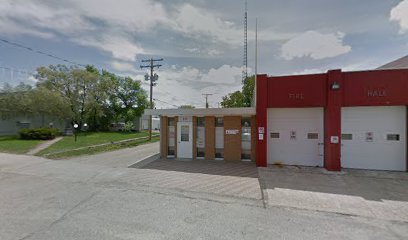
[
  {"left": 0, "top": 136, "right": 42, "bottom": 154},
  {"left": 37, "top": 131, "right": 155, "bottom": 157},
  {"left": 43, "top": 135, "right": 159, "bottom": 159}
]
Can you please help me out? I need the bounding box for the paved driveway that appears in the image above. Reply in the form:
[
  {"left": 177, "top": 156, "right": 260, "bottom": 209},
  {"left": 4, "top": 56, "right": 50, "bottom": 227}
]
[
  {"left": 259, "top": 165, "right": 408, "bottom": 222},
  {"left": 1, "top": 147, "right": 408, "bottom": 239}
]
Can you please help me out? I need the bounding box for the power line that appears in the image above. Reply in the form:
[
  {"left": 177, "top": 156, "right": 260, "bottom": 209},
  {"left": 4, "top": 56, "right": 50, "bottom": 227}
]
[
  {"left": 153, "top": 98, "right": 178, "bottom": 108},
  {"left": 0, "top": 66, "right": 35, "bottom": 76},
  {"left": 0, "top": 38, "right": 87, "bottom": 68}
]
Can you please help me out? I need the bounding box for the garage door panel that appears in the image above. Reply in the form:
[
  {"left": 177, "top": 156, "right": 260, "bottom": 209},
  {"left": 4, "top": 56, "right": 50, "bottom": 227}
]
[
  {"left": 341, "top": 106, "right": 406, "bottom": 171},
  {"left": 268, "top": 108, "right": 324, "bottom": 167}
]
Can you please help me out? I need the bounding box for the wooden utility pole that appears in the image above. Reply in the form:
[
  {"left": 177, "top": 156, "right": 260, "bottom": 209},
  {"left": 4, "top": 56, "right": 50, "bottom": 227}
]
[
  {"left": 202, "top": 93, "right": 213, "bottom": 108},
  {"left": 141, "top": 58, "right": 163, "bottom": 140}
]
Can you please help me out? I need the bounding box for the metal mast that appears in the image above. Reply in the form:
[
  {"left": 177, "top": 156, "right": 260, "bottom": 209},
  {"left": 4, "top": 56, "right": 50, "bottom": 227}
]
[{"left": 242, "top": 1, "right": 248, "bottom": 83}]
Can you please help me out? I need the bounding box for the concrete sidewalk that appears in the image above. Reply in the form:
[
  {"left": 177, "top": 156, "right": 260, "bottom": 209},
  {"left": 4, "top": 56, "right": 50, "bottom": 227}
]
[{"left": 259, "top": 165, "right": 408, "bottom": 222}]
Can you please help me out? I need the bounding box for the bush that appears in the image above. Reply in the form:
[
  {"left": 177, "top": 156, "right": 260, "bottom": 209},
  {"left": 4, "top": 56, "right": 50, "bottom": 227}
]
[{"left": 18, "top": 128, "right": 61, "bottom": 140}]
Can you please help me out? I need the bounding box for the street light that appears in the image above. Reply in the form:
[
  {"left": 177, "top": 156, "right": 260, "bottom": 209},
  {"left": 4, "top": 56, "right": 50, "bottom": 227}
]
[
  {"left": 73, "top": 124, "right": 79, "bottom": 142},
  {"left": 73, "top": 123, "right": 87, "bottom": 142}
]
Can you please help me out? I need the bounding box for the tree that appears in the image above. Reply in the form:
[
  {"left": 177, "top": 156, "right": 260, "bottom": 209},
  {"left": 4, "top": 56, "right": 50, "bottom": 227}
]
[
  {"left": 104, "top": 71, "right": 148, "bottom": 123},
  {"left": 179, "top": 105, "right": 195, "bottom": 109},
  {"left": 36, "top": 65, "right": 99, "bottom": 129},
  {"left": 220, "top": 75, "right": 255, "bottom": 108},
  {"left": 220, "top": 91, "right": 245, "bottom": 108}
]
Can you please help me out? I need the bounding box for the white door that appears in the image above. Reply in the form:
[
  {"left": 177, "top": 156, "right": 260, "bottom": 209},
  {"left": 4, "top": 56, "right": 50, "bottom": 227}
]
[
  {"left": 267, "top": 108, "right": 324, "bottom": 167},
  {"left": 341, "top": 106, "right": 406, "bottom": 171},
  {"left": 177, "top": 122, "right": 193, "bottom": 158}
]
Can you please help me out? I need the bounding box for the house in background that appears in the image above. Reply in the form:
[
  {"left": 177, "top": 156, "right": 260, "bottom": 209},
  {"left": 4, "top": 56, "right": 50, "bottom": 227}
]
[{"left": 0, "top": 111, "right": 69, "bottom": 136}]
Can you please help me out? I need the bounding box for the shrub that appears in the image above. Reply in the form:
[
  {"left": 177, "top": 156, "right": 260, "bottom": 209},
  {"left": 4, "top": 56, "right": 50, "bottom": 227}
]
[
  {"left": 123, "top": 121, "right": 134, "bottom": 132},
  {"left": 18, "top": 128, "right": 61, "bottom": 140}
]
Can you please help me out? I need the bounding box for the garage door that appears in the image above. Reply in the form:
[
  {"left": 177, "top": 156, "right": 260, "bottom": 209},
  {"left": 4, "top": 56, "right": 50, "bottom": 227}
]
[
  {"left": 267, "top": 108, "right": 324, "bottom": 166},
  {"left": 341, "top": 106, "right": 406, "bottom": 171}
]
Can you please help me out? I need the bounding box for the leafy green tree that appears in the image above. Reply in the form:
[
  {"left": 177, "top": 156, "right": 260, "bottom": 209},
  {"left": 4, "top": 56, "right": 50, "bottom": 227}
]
[
  {"left": 179, "top": 105, "right": 195, "bottom": 109},
  {"left": 220, "top": 75, "right": 255, "bottom": 108},
  {"left": 36, "top": 65, "right": 99, "bottom": 129},
  {"left": 220, "top": 91, "right": 245, "bottom": 108}
]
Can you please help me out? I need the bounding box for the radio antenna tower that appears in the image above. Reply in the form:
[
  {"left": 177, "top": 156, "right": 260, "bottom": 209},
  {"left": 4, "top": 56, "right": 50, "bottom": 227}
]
[{"left": 242, "top": 1, "right": 248, "bottom": 83}]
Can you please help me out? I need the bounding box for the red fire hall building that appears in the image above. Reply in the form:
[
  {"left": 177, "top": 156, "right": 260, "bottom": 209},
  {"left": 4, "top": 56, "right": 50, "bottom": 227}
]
[{"left": 256, "top": 68, "right": 408, "bottom": 171}]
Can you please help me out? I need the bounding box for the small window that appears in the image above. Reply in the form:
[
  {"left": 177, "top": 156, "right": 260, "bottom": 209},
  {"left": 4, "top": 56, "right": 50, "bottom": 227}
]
[
  {"left": 168, "top": 146, "right": 175, "bottom": 156},
  {"left": 270, "top": 132, "right": 280, "bottom": 138},
  {"left": 215, "top": 148, "right": 224, "bottom": 158},
  {"left": 181, "top": 125, "right": 189, "bottom": 141},
  {"left": 215, "top": 117, "right": 224, "bottom": 127},
  {"left": 387, "top": 134, "right": 400, "bottom": 141},
  {"left": 168, "top": 117, "right": 175, "bottom": 126},
  {"left": 341, "top": 134, "right": 353, "bottom": 140},
  {"left": 307, "top": 133, "right": 318, "bottom": 139},
  {"left": 241, "top": 117, "right": 251, "bottom": 127},
  {"left": 197, "top": 117, "right": 205, "bottom": 127}
]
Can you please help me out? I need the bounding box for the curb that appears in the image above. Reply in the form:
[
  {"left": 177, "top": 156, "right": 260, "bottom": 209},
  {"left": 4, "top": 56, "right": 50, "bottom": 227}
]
[{"left": 128, "top": 153, "right": 161, "bottom": 169}]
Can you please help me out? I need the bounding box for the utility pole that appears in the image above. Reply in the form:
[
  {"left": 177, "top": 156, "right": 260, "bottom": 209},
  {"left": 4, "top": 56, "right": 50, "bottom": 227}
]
[
  {"left": 141, "top": 58, "right": 163, "bottom": 141},
  {"left": 202, "top": 93, "right": 213, "bottom": 108}
]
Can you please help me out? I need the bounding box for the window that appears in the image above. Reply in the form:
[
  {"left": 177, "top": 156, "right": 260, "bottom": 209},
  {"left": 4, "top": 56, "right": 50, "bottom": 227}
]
[
  {"left": 197, "top": 117, "right": 205, "bottom": 127},
  {"left": 341, "top": 134, "right": 352, "bottom": 140},
  {"left": 241, "top": 117, "right": 251, "bottom": 127},
  {"left": 168, "top": 117, "right": 174, "bottom": 126},
  {"left": 215, "top": 117, "right": 224, "bottom": 127},
  {"left": 270, "top": 132, "right": 280, "bottom": 138},
  {"left": 181, "top": 125, "right": 189, "bottom": 141},
  {"left": 307, "top": 133, "right": 318, "bottom": 139},
  {"left": 387, "top": 134, "right": 400, "bottom": 141}
]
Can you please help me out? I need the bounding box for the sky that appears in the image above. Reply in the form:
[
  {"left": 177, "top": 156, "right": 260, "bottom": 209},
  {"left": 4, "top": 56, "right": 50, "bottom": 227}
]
[{"left": 0, "top": 0, "right": 407, "bottom": 108}]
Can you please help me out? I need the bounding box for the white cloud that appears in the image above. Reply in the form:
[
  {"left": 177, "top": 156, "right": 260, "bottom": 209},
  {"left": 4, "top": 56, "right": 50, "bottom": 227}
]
[
  {"left": 281, "top": 31, "right": 351, "bottom": 60},
  {"left": 130, "top": 64, "right": 242, "bottom": 108},
  {"left": 111, "top": 61, "right": 139, "bottom": 73},
  {"left": 74, "top": 35, "right": 145, "bottom": 61},
  {"left": 390, "top": 0, "right": 408, "bottom": 34}
]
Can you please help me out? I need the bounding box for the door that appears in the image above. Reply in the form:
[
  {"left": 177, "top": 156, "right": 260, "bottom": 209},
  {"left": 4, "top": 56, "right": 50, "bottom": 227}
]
[
  {"left": 267, "top": 108, "right": 324, "bottom": 166},
  {"left": 177, "top": 121, "right": 193, "bottom": 158},
  {"left": 341, "top": 106, "right": 406, "bottom": 171}
]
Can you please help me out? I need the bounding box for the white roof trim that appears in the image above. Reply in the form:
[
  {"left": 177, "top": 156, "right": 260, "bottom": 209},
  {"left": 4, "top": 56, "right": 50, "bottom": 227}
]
[{"left": 144, "top": 107, "right": 256, "bottom": 117}]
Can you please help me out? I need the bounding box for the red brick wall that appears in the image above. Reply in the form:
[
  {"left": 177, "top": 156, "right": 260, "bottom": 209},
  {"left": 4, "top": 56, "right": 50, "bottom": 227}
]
[
  {"left": 205, "top": 116, "right": 215, "bottom": 160},
  {"left": 224, "top": 116, "right": 241, "bottom": 161}
]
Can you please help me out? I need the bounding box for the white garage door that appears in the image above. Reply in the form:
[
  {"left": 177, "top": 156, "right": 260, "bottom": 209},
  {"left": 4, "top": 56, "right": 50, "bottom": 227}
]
[
  {"left": 267, "top": 108, "right": 324, "bottom": 167},
  {"left": 341, "top": 106, "right": 406, "bottom": 171}
]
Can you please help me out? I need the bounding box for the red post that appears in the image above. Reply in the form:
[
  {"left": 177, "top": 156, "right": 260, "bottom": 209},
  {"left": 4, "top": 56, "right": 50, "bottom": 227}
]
[
  {"left": 256, "top": 74, "right": 268, "bottom": 167},
  {"left": 324, "top": 70, "right": 343, "bottom": 171}
]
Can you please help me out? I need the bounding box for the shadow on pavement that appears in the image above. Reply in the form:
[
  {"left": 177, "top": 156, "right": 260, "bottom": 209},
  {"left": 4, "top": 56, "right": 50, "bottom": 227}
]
[{"left": 139, "top": 158, "right": 259, "bottom": 178}]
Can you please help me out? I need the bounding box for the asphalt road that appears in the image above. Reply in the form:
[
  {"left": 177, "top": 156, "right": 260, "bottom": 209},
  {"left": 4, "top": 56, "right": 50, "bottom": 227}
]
[{"left": 0, "top": 148, "right": 407, "bottom": 240}]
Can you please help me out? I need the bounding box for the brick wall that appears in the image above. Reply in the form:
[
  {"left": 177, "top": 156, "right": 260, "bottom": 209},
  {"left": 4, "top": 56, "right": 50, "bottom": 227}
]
[
  {"left": 174, "top": 117, "right": 178, "bottom": 158},
  {"left": 205, "top": 116, "right": 215, "bottom": 160},
  {"left": 224, "top": 116, "right": 241, "bottom": 161},
  {"left": 193, "top": 116, "right": 197, "bottom": 159},
  {"left": 161, "top": 116, "right": 168, "bottom": 158}
]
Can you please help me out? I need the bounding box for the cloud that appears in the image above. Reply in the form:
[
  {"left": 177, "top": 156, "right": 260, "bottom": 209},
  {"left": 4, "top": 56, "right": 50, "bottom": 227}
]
[
  {"left": 130, "top": 64, "right": 242, "bottom": 108},
  {"left": 111, "top": 61, "right": 139, "bottom": 73},
  {"left": 74, "top": 35, "right": 145, "bottom": 61},
  {"left": 390, "top": 0, "right": 408, "bottom": 34},
  {"left": 281, "top": 31, "right": 351, "bottom": 60}
]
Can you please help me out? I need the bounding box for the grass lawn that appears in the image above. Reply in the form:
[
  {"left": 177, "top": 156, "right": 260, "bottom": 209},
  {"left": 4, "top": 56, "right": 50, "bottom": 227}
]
[
  {"left": 0, "top": 136, "right": 42, "bottom": 154},
  {"left": 42, "top": 135, "right": 159, "bottom": 159},
  {"left": 37, "top": 131, "right": 157, "bottom": 157}
]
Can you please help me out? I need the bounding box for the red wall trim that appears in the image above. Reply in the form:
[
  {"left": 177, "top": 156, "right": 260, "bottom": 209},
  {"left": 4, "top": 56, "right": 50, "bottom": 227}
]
[
  {"left": 324, "top": 70, "right": 342, "bottom": 171},
  {"left": 256, "top": 75, "right": 268, "bottom": 167},
  {"left": 267, "top": 74, "right": 327, "bottom": 108}
]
